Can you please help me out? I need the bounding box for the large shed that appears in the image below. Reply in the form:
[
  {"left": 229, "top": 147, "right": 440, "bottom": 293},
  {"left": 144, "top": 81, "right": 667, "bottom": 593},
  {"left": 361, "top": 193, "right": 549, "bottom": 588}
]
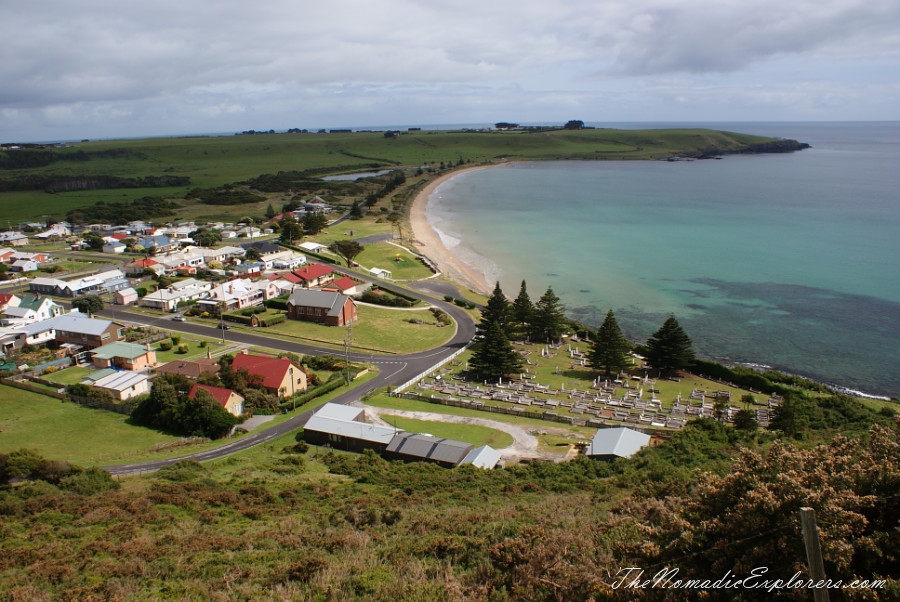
[
  {"left": 384, "top": 432, "right": 474, "bottom": 468},
  {"left": 586, "top": 427, "right": 651, "bottom": 460}
]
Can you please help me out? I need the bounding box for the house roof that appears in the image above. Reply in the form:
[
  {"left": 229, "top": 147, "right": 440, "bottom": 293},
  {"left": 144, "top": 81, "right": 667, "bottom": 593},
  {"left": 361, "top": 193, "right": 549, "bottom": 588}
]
[
  {"left": 92, "top": 370, "right": 148, "bottom": 392},
  {"left": 293, "top": 263, "right": 333, "bottom": 282},
  {"left": 125, "top": 258, "right": 159, "bottom": 268},
  {"left": 587, "top": 427, "right": 651, "bottom": 459},
  {"left": 82, "top": 368, "right": 117, "bottom": 383},
  {"left": 231, "top": 353, "right": 296, "bottom": 390},
  {"left": 17, "top": 313, "right": 117, "bottom": 337},
  {"left": 0, "top": 293, "right": 16, "bottom": 306},
  {"left": 240, "top": 241, "right": 281, "bottom": 254},
  {"left": 304, "top": 404, "right": 398, "bottom": 445},
  {"left": 287, "top": 289, "right": 353, "bottom": 318},
  {"left": 330, "top": 276, "right": 358, "bottom": 292},
  {"left": 90, "top": 341, "right": 151, "bottom": 361},
  {"left": 299, "top": 241, "right": 327, "bottom": 252},
  {"left": 386, "top": 432, "right": 473, "bottom": 465},
  {"left": 189, "top": 383, "right": 242, "bottom": 408},
  {"left": 154, "top": 358, "right": 219, "bottom": 378}
]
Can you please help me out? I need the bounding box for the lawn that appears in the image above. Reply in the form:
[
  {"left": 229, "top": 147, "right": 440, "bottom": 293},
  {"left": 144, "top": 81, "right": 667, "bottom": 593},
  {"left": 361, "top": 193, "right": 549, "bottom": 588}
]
[
  {"left": 151, "top": 336, "right": 230, "bottom": 364},
  {"left": 353, "top": 241, "right": 434, "bottom": 281},
  {"left": 384, "top": 416, "right": 514, "bottom": 449},
  {"left": 0, "top": 384, "right": 182, "bottom": 465},
  {"left": 264, "top": 304, "right": 455, "bottom": 354},
  {"left": 41, "top": 366, "right": 93, "bottom": 385}
]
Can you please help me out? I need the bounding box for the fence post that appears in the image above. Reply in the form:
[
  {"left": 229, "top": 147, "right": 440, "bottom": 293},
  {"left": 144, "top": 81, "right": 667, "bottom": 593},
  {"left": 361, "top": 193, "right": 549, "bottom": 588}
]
[{"left": 799, "top": 507, "right": 830, "bottom": 602}]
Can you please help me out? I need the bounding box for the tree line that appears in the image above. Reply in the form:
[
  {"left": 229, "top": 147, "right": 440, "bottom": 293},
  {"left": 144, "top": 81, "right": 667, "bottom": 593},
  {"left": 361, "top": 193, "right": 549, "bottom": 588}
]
[{"left": 468, "top": 280, "right": 695, "bottom": 381}]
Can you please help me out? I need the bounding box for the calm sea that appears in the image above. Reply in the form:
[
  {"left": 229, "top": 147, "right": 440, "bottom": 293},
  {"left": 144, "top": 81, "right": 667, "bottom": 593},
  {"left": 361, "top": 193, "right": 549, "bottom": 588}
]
[{"left": 426, "top": 122, "right": 900, "bottom": 397}]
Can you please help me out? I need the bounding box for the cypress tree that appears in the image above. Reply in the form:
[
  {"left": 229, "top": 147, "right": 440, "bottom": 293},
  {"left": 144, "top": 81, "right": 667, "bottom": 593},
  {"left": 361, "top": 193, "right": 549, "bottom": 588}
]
[
  {"left": 469, "top": 320, "right": 524, "bottom": 381},
  {"left": 588, "top": 309, "right": 631, "bottom": 375},
  {"left": 533, "top": 286, "right": 566, "bottom": 343},
  {"left": 645, "top": 314, "right": 695, "bottom": 375},
  {"left": 512, "top": 280, "right": 534, "bottom": 337},
  {"left": 477, "top": 282, "right": 512, "bottom": 338}
]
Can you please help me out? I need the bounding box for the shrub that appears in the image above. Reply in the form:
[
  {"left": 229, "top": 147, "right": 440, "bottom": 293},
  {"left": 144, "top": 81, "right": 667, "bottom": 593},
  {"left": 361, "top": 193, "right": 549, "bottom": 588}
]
[
  {"left": 158, "top": 340, "right": 173, "bottom": 351},
  {"left": 176, "top": 344, "right": 189, "bottom": 354},
  {"left": 199, "top": 341, "right": 207, "bottom": 348},
  {"left": 171, "top": 335, "right": 181, "bottom": 345}
]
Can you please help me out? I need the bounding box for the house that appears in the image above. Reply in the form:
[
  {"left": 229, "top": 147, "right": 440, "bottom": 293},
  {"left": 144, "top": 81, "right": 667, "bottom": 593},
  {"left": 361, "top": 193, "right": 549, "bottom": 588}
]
[
  {"left": 302, "top": 403, "right": 398, "bottom": 453},
  {"left": 238, "top": 226, "right": 261, "bottom": 239},
  {"left": 89, "top": 341, "right": 157, "bottom": 370},
  {"left": 298, "top": 241, "right": 328, "bottom": 254},
  {"left": 139, "top": 278, "right": 212, "bottom": 311},
  {"left": 16, "top": 313, "right": 125, "bottom": 349},
  {"left": 30, "top": 269, "right": 129, "bottom": 297},
  {"left": 195, "top": 279, "right": 267, "bottom": 314},
  {"left": 369, "top": 267, "right": 393, "bottom": 280},
  {"left": 90, "top": 370, "right": 150, "bottom": 401},
  {"left": 102, "top": 241, "right": 126, "bottom": 254},
  {"left": 0, "top": 231, "right": 29, "bottom": 246},
  {"left": 154, "top": 357, "right": 220, "bottom": 379},
  {"left": 158, "top": 249, "right": 206, "bottom": 273},
  {"left": 324, "top": 276, "right": 364, "bottom": 296},
  {"left": 136, "top": 234, "right": 177, "bottom": 253},
  {"left": 384, "top": 432, "right": 474, "bottom": 468},
  {"left": 114, "top": 287, "right": 139, "bottom": 306},
  {"left": 0, "top": 293, "right": 21, "bottom": 312},
  {"left": 123, "top": 258, "right": 163, "bottom": 277},
  {"left": 232, "top": 261, "right": 264, "bottom": 278},
  {"left": 292, "top": 263, "right": 334, "bottom": 288},
  {"left": 586, "top": 427, "right": 651, "bottom": 460},
  {"left": 34, "top": 223, "right": 72, "bottom": 240},
  {"left": 230, "top": 352, "right": 307, "bottom": 397},
  {"left": 10, "top": 259, "right": 38, "bottom": 273},
  {"left": 1, "top": 295, "right": 65, "bottom": 326},
  {"left": 189, "top": 383, "right": 244, "bottom": 417},
  {"left": 286, "top": 289, "right": 357, "bottom": 326}
]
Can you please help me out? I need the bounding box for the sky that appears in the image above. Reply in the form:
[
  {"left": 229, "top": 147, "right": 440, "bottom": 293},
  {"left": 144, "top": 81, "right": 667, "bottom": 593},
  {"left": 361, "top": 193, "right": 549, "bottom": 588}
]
[{"left": 2, "top": 0, "right": 899, "bottom": 142}]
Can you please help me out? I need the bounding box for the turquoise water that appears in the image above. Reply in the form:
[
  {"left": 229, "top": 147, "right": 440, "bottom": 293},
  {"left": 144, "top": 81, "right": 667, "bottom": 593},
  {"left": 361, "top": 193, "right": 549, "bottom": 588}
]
[{"left": 427, "top": 123, "right": 900, "bottom": 397}]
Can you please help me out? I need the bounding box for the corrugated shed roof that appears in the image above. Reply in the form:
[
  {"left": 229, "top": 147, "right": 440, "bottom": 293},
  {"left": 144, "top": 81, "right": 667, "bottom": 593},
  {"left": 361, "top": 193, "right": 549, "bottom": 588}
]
[
  {"left": 92, "top": 370, "right": 148, "bottom": 391},
  {"left": 314, "top": 403, "right": 366, "bottom": 422},
  {"left": 386, "top": 432, "right": 473, "bottom": 465},
  {"left": 304, "top": 414, "right": 398, "bottom": 444},
  {"left": 587, "top": 427, "right": 651, "bottom": 459},
  {"left": 17, "top": 313, "right": 115, "bottom": 337},
  {"left": 459, "top": 445, "right": 502, "bottom": 469}
]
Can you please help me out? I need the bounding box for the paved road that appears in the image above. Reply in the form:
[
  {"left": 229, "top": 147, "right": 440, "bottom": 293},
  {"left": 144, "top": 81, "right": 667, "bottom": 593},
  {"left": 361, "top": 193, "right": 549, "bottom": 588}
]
[{"left": 100, "top": 276, "right": 476, "bottom": 476}]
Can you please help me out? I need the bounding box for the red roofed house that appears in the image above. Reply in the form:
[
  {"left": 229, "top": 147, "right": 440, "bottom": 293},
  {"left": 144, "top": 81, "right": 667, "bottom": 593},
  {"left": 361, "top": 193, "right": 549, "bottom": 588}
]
[
  {"left": 323, "top": 276, "right": 363, "bottom": 296},
  {"left": 124, "top": 257, "right": 163, "bottom": 277},
  {"left": 292, "top": 263, "right": 334, "bottom": 288},
  {"left": 189, "top": 383, "right": 245, "bottom": 417},
  {"left": 231, "top": 352, "right": 308, "bottom": 398}
]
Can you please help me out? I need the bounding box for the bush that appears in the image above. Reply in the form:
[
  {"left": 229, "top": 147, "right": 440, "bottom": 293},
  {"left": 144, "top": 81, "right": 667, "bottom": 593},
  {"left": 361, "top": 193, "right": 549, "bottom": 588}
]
[
  {"left": 199, "top": 341, "right": 207, "bottom": 348},
  {"left": 58, "top": 467, "right": 120, "bottom": 495},
  {"left": 176, "top": 344, "right": 189, "bottom": 354},
  {"left": 158, "top": 340, "right": 173, "bottom": 351},
  {"left": 171, "top": 335, "right": 181, "bottom": 345}
]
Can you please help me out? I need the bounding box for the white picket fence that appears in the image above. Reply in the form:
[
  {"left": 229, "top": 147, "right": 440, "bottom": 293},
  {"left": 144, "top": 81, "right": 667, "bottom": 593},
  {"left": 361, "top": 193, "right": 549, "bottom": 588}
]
[{"left": 392, "top": 343, "right": 472, "bottom": 395}]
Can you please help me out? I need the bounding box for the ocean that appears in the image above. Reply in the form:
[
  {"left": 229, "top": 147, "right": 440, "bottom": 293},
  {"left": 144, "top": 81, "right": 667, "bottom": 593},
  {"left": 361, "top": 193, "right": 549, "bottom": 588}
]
[{"left": 426, "top": 122, "right": 900, "bottom": 397}]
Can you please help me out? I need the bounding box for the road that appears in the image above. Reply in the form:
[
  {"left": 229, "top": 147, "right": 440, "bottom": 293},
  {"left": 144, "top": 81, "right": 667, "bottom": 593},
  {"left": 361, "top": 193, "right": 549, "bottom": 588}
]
[{"left": 100, "top": 276, "right": 477, "bottom": 476}]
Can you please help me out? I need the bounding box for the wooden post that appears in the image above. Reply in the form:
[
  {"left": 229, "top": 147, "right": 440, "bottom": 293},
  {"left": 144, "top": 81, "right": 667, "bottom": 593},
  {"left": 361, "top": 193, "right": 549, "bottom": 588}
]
[{"left": 799, "top": 507, "right": 830, "bottom": 602}]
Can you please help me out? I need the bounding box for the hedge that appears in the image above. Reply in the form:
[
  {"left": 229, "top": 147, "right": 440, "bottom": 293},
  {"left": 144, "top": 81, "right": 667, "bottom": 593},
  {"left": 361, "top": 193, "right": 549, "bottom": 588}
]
[{"left": 278, "top": 377, "right": 346, "bottom": 411}]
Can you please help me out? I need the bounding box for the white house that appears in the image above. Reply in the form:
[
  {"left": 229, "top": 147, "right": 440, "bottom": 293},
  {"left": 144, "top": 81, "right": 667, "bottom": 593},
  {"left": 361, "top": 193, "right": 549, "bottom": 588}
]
[
  {"left": 91, "top": 370, "right": 150, "bottom": 400},
  {"left": 369, "top": 267, "right": 393, "bottom": 280},
  {"left": 138, "top": 278, "right": 212, "bottom": 311}
]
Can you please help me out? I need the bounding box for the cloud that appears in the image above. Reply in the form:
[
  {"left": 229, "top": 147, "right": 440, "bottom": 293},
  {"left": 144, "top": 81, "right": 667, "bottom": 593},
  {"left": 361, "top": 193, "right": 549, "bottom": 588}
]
[{"left": 1, "top": 0, "right": 898, "bottom": 139}]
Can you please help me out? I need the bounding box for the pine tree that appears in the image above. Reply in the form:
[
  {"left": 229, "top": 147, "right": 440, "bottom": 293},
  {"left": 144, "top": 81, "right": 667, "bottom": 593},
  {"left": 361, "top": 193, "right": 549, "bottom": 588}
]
[
  {"left": 533, "top": 286, "right": 566, "bottom": 343},
  {"left": 469, "top": 321, "right": 523, "bottom": 381},
  {"left": 645, "top": 314, "right": 695, "bottom": 376},
  {"left": 350, "top": 200, "right": 364, "bottom": 219},
  {"left": 477, "top": 282, "right": 512, "bottom": 338},
  {"left": 588, "top": 309, "right": 631, "bottom": 375},
  {"left": 512, "top": 280, "right": 534, "bottom": 338}
]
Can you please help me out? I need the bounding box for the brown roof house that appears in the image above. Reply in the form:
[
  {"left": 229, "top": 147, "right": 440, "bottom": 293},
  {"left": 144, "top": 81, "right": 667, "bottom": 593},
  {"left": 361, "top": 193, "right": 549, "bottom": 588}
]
[
  {"left": 189, "top": 383, "right": 244, "bottom": 417},
  {"left": 286, "top": 289, "right": 357, "bottom": 326},
  {"left": 154, "top": 357, "right": 220, "bottom": 379}
]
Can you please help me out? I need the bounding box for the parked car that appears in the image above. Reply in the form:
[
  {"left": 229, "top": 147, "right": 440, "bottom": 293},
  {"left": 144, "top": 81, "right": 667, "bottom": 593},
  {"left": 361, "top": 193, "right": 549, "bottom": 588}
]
[
  {"left": 217, "top": 323, "right": 230, "bottom": 330},
  {"left": 172, "top": 315, "right": 186, "bottom": 322}
]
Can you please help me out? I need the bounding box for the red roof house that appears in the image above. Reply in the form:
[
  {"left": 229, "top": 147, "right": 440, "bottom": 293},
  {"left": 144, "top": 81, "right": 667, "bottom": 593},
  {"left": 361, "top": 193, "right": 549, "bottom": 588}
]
[
  {"left": 188, "top": 383, "right": 245, "bottom": 417},
  {"left": 292, "top": 263, "right": 334, "bottom": 288},
  {"left": 231, "top": 353, "right": 308, "bottom": 397}
]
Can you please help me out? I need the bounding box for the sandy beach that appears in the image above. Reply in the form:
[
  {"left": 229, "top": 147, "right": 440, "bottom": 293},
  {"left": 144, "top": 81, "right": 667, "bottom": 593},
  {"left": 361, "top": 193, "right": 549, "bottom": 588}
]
[{"left": 409, "top": 166, "right": 498, "bottom": 297}]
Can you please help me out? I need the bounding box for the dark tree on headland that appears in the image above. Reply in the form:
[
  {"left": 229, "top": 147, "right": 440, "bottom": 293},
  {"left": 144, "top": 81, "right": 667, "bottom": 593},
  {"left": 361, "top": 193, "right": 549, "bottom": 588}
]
[
  {"left": 469, "top": 320, "right": 523, "bottom": 381},
  {"left": 588, "top": 309, "right": 631, "bottom": 375}
]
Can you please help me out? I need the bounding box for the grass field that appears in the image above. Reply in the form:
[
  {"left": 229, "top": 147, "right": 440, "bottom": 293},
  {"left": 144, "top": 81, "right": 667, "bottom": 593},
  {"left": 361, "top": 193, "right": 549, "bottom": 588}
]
[
  {"left": 384, "top": 416, "right": 514, "bottom": 449},
  {"left": 0, "top": 128, "right": 783, "bottom": 223},
  {"left": 262, "top": 304, "right": 455, "bottom": 354}
]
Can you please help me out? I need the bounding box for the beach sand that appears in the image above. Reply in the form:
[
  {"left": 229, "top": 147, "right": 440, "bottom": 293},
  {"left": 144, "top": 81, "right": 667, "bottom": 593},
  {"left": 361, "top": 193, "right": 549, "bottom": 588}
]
[{"left": 409, "top": 166, "right": 497, "bottom": 297}]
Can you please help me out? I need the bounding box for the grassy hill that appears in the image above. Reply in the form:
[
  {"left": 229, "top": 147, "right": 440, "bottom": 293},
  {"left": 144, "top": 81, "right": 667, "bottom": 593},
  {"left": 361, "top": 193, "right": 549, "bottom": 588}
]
[{"left": 0, "top": 128, "right": 802, "bottom": 223}]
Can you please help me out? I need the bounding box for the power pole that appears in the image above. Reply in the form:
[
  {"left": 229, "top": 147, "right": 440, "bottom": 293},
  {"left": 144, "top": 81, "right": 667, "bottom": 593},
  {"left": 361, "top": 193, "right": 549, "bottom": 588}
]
[{"left": 344, "top": 322, "right": 352, "bottom": 384}]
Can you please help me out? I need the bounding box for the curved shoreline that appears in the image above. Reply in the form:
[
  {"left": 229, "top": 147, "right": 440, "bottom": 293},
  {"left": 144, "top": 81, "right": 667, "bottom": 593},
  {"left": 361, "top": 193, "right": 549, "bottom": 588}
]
[{"left": 409, "top": 165, "right": 499, "bottom": 297}]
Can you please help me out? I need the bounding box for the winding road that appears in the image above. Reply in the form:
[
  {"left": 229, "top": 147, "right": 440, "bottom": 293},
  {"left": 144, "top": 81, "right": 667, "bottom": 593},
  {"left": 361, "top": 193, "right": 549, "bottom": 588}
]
[{"left": 100, "top": 275, "right": 477, "bottom": 476}]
